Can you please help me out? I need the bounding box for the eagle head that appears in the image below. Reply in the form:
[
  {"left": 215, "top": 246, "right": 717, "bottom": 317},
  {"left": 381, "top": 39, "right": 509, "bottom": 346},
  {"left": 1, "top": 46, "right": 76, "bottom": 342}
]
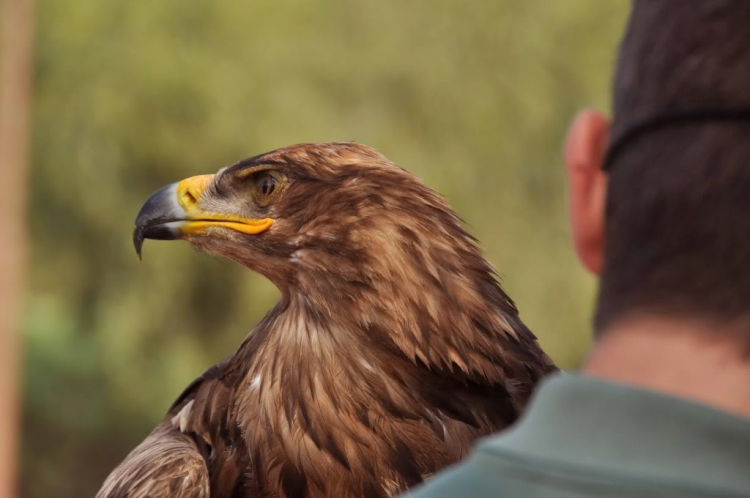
[{"left": 135, "top": 142, "right": 475, "bottom": 294}]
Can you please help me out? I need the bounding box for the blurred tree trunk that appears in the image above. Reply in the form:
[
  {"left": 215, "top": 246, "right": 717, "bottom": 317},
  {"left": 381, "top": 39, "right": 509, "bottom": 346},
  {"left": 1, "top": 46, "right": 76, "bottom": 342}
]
[{"left": 0, "top": 0, "right": 34, "bottom": 496}]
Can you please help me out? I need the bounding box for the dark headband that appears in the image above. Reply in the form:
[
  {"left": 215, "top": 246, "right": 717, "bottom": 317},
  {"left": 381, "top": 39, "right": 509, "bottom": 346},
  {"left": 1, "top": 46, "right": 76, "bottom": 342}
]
[{"left": 603, "top": 108, "right": 750, "bottom": 171}]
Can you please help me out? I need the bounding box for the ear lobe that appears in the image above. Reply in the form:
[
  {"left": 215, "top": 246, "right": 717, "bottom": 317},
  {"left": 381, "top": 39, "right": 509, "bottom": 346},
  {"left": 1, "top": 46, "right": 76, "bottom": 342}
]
[{"left": 565, "top": 110, "right": 610, "bottom": 275}]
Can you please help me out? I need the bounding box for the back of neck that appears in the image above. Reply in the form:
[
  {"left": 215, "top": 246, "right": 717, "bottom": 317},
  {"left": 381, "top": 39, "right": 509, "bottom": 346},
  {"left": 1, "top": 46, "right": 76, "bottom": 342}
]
[{"left": 584, "top": 316, "right": 750, "bottom": 418}]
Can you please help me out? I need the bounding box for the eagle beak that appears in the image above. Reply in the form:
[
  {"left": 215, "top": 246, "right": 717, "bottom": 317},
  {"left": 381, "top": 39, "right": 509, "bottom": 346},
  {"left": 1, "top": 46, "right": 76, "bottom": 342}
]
[{"left": 133, "top": 174, "right": 274, "bottom": 259}]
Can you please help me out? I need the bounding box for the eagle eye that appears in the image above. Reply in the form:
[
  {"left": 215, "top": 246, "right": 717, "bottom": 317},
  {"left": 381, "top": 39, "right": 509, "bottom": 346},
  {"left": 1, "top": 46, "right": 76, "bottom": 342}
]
[
  {"left": 250, "top": 170, "right": 284, "bottom": 207},
  {"left": 259, "top": 174, "right": 276, "bottom": 196}
]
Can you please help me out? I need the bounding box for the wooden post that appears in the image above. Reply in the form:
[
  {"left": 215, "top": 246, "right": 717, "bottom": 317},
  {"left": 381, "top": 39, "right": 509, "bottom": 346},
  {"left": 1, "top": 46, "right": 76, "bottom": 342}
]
[{"left": 0, "top": 0, "right": 34, "bottom": 496}]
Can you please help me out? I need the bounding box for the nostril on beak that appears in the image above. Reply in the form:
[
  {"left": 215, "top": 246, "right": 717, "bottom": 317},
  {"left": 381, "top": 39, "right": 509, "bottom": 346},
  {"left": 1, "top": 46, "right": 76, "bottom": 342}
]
[
  {"left": 176, "top": 174, "right": 215, "bottom": 211},
  {"left": 184, "top": 189, "right": 198, "bottom": 207},
  {"left": 178, "top": 187, "right": 197, "bottom": 210}
]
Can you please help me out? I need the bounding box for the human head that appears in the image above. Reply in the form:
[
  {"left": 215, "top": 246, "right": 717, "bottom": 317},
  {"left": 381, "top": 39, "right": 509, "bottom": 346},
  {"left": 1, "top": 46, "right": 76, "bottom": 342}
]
[{"left": 565, "top": 0, "right": 750, "bottom": 338}]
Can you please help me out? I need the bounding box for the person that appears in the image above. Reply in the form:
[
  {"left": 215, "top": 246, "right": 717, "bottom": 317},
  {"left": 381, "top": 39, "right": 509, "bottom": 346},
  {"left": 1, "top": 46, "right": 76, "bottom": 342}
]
[{"left": 405, "top": 1, "right": 750, "bottom": 496}]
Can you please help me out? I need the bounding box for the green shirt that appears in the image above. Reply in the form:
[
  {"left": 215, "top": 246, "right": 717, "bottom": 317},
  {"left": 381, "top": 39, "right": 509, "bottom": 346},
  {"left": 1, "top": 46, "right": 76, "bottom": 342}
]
[{"left": 406, "top": 374, "right": 750, "bottom": 497}]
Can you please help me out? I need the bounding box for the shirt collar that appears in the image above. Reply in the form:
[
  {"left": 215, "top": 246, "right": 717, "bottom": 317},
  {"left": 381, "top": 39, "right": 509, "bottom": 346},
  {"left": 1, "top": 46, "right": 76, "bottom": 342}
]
[{"left": 478, "top": 373, "right": 750, "bottom": 495}]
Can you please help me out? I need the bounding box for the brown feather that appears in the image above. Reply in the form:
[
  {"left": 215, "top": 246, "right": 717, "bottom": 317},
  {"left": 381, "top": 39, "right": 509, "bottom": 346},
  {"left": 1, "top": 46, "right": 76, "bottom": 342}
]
[{"left": 99, "top": 143, "right": 557, "bottom": 498}]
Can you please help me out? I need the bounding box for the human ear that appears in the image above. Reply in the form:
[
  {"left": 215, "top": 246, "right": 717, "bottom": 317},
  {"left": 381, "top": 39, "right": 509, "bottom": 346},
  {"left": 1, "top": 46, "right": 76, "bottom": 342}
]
[{"left": 564, "top": 110, "right": 610, "bottom": 275}]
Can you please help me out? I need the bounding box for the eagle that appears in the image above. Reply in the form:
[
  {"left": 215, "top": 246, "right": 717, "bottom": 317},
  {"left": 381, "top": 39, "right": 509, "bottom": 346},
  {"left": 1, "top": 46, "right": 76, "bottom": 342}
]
[{"left": 97, "top": 142, "right": 557, "bottom": 498}]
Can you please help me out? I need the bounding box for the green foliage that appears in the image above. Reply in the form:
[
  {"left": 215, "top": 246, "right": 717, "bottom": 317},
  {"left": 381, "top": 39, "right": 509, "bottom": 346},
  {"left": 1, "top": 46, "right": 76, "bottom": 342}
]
[{"left": 23, "top": 1, "right": 627, "bottom": 496}]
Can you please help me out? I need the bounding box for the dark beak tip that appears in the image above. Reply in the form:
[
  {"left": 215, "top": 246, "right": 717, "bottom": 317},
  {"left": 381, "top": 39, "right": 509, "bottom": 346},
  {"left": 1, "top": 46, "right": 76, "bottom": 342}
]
[
  {"left": 133, "top": 226, "right": 145, "bottom": 260},
  {"left": 132, "top": 182, "right": 183, "bottom": 260}
]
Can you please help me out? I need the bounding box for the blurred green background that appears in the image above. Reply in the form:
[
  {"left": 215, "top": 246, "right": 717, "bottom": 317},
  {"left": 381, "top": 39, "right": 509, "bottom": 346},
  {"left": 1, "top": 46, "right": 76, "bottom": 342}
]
[{"left": 22, "top": 1, "right": 627, "bottom": 496}]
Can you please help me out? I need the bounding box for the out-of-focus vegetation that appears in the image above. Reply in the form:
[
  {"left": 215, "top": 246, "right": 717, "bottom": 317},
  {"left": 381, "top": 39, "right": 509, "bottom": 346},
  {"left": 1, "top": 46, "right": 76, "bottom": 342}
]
[{"left": 22, "top": 1, "right": 627, "bottom": 496}]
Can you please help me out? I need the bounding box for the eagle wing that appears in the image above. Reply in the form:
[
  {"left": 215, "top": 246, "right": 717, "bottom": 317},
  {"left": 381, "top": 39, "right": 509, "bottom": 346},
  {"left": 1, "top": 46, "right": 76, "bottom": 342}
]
[
  {"left": 96, "top": 360, "right": 248, "bottom": 498},
  {"left": 95, "top": 421, "right": 210, "bottom": 498}
]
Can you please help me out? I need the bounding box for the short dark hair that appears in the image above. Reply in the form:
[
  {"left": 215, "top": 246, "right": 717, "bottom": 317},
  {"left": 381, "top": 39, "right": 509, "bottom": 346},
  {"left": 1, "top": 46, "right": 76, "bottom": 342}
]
[{"left": 595, "top": 1, "right": 750, "bottom": 333}]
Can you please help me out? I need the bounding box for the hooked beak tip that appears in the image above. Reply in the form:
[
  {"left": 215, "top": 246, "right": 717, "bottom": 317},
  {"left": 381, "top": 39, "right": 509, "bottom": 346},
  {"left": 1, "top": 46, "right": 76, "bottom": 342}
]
[
  {"left": 133, "top": 226, "right": 145, "bottom": 260},
  {"left": 132, "top": 182, "right": 184, "bottom": 260}
]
